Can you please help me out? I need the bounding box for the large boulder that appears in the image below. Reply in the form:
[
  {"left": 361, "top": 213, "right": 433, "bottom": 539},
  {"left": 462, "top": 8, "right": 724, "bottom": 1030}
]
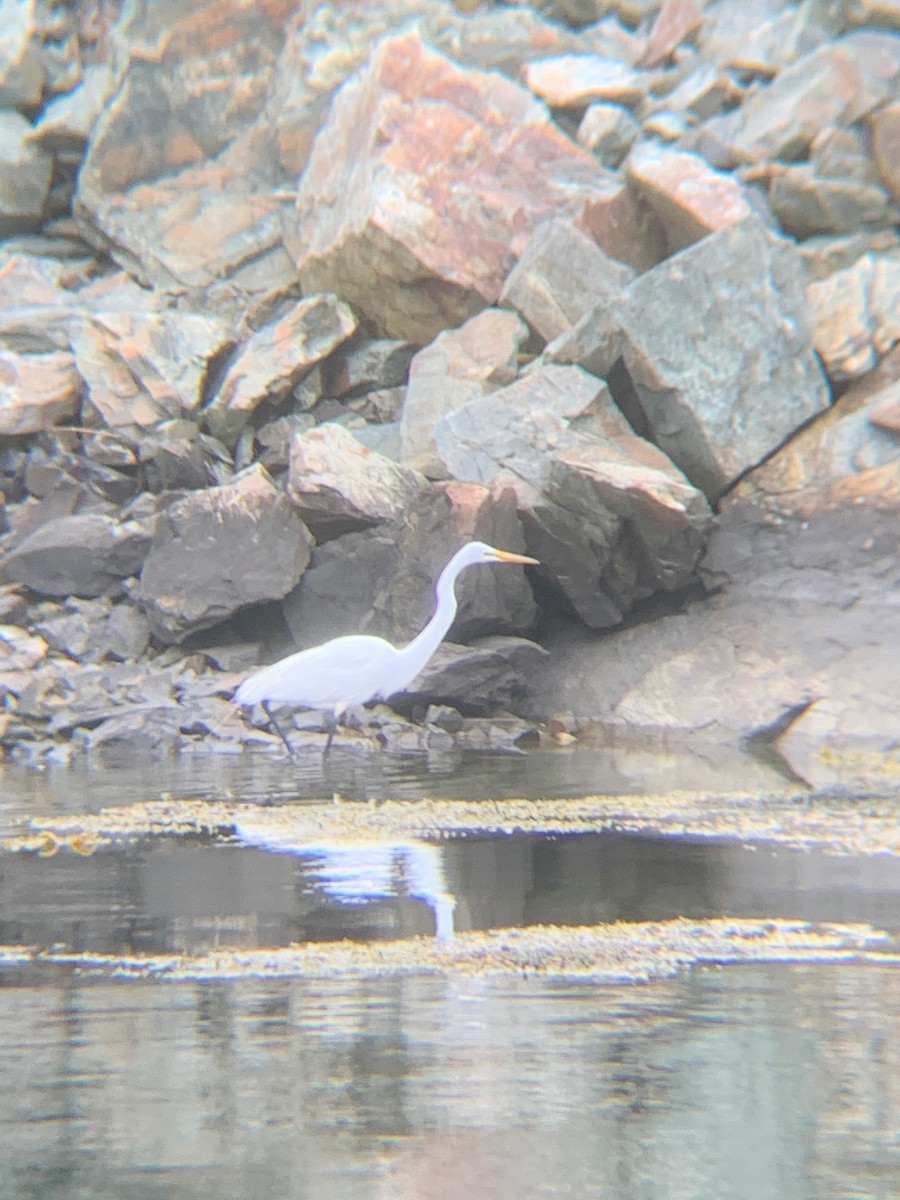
[
  {"left": 618, "top": 216, "right": 830, "bottom": 501},
  {"left": 435, "top": 364, "right": 713, "bottom": 626},
  {"left": 138, "top": 464, "right": 313, "bottom": 643},
  {"left": 286, "top": 30, "right": 656, "bottom": 341}
]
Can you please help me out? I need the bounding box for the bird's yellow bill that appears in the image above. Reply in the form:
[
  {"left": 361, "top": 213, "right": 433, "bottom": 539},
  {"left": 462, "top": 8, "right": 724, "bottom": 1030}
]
[{"left": 490, "top": 548, "right": 539, "bottom": 565}]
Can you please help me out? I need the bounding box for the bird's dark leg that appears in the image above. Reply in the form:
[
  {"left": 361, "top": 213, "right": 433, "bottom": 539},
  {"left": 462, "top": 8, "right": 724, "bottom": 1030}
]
[
  {"left": 262, "top": 701, "right": 297, "bottom": 761},
  {"left": 323, "top": 703, "right": 347, "bottom": 759}
]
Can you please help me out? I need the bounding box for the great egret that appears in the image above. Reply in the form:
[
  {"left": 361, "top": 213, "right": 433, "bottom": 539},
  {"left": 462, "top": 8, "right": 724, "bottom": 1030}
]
[{"left": 234, "top": 540, "right": 539, "bottom": 756}]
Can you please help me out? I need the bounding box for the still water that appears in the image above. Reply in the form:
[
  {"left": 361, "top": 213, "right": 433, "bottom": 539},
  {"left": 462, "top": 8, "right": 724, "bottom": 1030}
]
[{"left": 1, "top": 746, "right": 899, "bottom": 1199}]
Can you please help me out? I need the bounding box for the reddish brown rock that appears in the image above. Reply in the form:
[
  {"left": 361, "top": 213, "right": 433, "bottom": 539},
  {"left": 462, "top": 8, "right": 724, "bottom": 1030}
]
[
  {"left": 625, "top": 141, "right": 752, "bottom": 250},
  {"left": 638, "top": 0, "right": 703, "bottom": 67},
  {"left": 807, "top": 251, "right": 900, "bottom": 382},
  {"left": 869, "top": 102, "right": 900, "bottom": 204},
  {"left": 72, "top": 310, "right": 232, "bottom": 433},
  {"left": 734, "top": 345, "right": 900, "bottom": 516},
  {"left": 524, "top": 54, "right": 645, "bottom": 108},
  {"left": 287, "top": 31, "right": 654, "bottom": 341},
  {"left": 203, "top": 294, "right": 357, "bottom": 446}
]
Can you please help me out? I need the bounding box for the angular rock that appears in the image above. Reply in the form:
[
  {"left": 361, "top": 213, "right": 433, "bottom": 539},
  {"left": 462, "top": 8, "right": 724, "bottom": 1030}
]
[
  {"left": 524, "top": 55, "right": 645, "bottom": 108},
  {"left": 138, "top": 421, "right": 232, "bottom": 493},
  {"left": 576, "top": 102, "right": 640, "bottom": 166},
  {"left": 72, "top": 310, "right": 232, "bottom": 432},
  {"left": 869, "top": 101, "right": 900, "bottom": 204},
  {"left": 499, "top": 217, "right": 634, "bottom": 342},
  {"left": 30, "top": 65, "right": 117, "bottom": 151},
  {"left": 325, "top": 338, "right": 416, "bottom": 398},
  {"left": 0, "top": 349, "right": 81, "bottom": 436},
  {"left": 702, "top": 32, "right": 900, "bottom": 165},
  {"left": 0, "top": 625, "right": 47, "bottom": 671},
  {"left": 404, "top": 636, "right": 549, "bottom": 715},
  {"left": 807, "top": 251, "right": 900, "bottom": 382},
  {"left": 619, "top": 216, "right": 830, "bottom": 501},
  {"left": 0, "top": 0, "right": 45, "bottom": 108},
  {"left": 287, "top": 423, "right": 422, "bottom": 540},
  {"left": 0, "top": 513, "right": 151, "bottom": 598},
  {"left": 400, "top": 308, "right": 529, "bottom": 476},
  {"left": 203, "top": 294, "right": 357, "bottom": 446},
  {"left": 625, "top": 142, "right": 753, "bottom": 251},
  {"left": 638, "top": 0, "right": 703, "bottom": 67},
  {"left": 660, "top": 63, "right": 744, "bottom": 121},
  {"left": 139, "top": 464, "right": 313, "bottom": 643},
  {"left": 769, "top": 166, "right": 890, "bottom": 239},
  {"left": 288, "top": 31, "right": 656, "bottom": 341},
  {"left": 734, "top": 347, "right": 900, "bottom": 517},
  {"left": 436, "top": 364, "right": 623, "bottom": 491},
  {"left": 0, "top": 111, "right": 53, "bottom": 235},
  {"left": 547, "top": 435, "right": 714, "bottom": 595},
  {"left": 536, "top": 304, "right": 623, "bottom": 380},
  {"left": 282, "top": 480, "right": 536, "bottom": 649}
]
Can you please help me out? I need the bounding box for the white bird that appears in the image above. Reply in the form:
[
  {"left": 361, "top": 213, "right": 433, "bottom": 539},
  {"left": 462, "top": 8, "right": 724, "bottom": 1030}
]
[{"left": 234, "top": 540, "right": 538, "bottom": 756}]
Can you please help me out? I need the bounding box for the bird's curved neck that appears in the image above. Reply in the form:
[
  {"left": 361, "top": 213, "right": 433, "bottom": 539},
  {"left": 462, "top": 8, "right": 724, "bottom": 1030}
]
[{"left": 397, "top": 554, "right": 465, "bottom": 685}]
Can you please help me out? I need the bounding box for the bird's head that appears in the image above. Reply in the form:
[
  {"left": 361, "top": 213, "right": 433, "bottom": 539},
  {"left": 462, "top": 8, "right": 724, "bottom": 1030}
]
[{"left": 457, "top": 541, "right": 539, "bottom": 568}]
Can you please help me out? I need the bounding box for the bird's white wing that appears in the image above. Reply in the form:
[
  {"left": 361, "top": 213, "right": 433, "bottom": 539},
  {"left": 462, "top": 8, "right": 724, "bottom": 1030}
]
[{"left": 234, "top": 635, "right": 401, "bottom": 709}]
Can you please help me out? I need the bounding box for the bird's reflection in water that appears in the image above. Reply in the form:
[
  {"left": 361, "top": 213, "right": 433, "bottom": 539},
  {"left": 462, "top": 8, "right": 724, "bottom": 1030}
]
[{"left": 232, "top": 815, "right": 456, "bottom": 940}]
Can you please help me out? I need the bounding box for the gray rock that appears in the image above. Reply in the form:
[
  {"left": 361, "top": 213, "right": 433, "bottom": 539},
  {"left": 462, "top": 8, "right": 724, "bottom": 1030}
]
[
  {"left": 406, "top": 636, "right": 549, "bottom": 716},
  {"left": 103, "top": 602, "right": 152, "bottom": 662},
  {"left": 30, "top": 65, "right": 117, "bottom": 151},
  {"left": 203, "top": 294, "right": 357, "bottom": 447},
  {"left": 139, "top": 421, "right": 232, "bottom": 493},
  {"left": 499, "top": 217, "right": 634, "bottom": 343},
  {"left": 769, "top": 166, "right": 890, "bottom": 239},
  {"left": 138, "top": 464, "right": 313, "bottom": 643},
  {"left": 435, "top": 364, "right": 618, "bottom": 491},
  {"left": 326, "top": 338, "right": 416, "bottom": 397},
  {"left": 283, "top": 482, "right": 536, "bottom": 649},
  {"left": 0, "top": 513, "right": 151, "bottom": 598},
  {"left": 577, "top": 102, "right": 640, "bottom": 165},
  {"left": 619, "top": 216, "right": 829, "bottom": 501},
  {"left": 400, "top": 308, "right": 529, "bottom": 476},
  {"left": 535, "top": 303, "right": 622, "bottom": 379},
  {"left": 701, "top": 32, "right": 900, "bottom": 165},
  {"left": 0, "top": 111, "right": 53, "bottom": 235},
  {"left": 0, "top": 0, "right": 46, "bottom": 108},
  {"left": 287, "top": 423, "right": 422, "bottom": 540}
]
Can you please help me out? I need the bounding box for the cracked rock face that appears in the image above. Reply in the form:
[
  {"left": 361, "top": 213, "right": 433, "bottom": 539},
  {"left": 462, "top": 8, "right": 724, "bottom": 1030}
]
[{"left": 618, "top": 216, "right": 830, "bottom": 502}]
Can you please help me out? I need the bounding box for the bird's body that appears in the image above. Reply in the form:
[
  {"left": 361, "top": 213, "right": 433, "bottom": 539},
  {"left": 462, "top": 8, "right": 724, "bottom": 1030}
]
[{"left": 234, "top": 540, "right": 538, "bottom": 755}]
